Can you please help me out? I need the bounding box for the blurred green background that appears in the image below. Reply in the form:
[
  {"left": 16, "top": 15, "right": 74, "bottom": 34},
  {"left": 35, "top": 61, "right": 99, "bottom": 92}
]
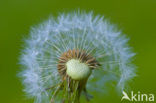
[{"left": 0, "top": 0, "right": 156, "bottom": 103}]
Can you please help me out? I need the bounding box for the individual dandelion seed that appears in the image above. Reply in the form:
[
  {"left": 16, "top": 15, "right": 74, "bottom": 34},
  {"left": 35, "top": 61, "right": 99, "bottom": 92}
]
[{"left": 19, "top": 11, "right": 136, "bottom": 103}]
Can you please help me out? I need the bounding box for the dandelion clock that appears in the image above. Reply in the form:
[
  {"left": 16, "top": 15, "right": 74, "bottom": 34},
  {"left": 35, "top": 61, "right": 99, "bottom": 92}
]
[{"left": 19, "top": 11, "right": 136, "bottom": 103}]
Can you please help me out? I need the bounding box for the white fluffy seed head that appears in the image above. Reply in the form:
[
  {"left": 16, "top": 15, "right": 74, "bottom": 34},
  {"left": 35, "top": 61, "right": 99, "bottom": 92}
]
[
  {"left": 19, "top": 11, "right": 136, "bottom": 103},
  {"left": 66, "top": 59, "right": 91, "bottom": 80}
]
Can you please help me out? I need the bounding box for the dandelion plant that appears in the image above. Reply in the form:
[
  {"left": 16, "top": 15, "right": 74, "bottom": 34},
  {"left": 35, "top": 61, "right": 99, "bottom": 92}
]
[{"left": 19, "top": 11, "right": 136, "bottom": 103}]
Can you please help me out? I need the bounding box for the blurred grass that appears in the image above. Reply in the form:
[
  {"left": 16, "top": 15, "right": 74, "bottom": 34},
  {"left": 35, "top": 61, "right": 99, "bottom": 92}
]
[{"left": 0, "top": 0, "right": 156, "bottom": 103}]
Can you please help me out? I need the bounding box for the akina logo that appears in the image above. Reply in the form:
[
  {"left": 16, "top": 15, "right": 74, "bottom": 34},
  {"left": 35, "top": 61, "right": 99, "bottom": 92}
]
[{"left": 121, "top": 91, "right": 154, "bottom": 102}]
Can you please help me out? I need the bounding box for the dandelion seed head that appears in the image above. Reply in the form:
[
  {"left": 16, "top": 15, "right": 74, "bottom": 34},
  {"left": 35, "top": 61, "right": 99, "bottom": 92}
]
[{"left": 19, "top": 11, "right": 136, "bottom": 103}]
